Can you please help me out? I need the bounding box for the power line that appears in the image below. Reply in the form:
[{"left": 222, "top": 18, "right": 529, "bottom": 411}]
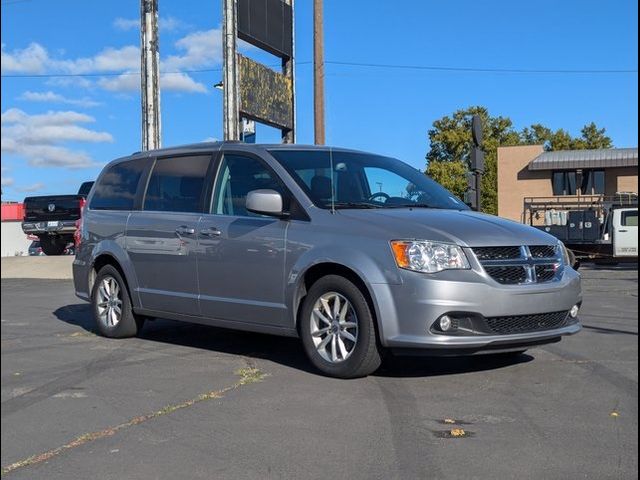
[
  {"left": 0, "top": 62, "right": 313, "bottom": 78},
  {"left": 325, "top": 60, "right": 638, "bottom": 74},
  {"left": 0, "top": 60, "right": 636, "bottom": 79}
]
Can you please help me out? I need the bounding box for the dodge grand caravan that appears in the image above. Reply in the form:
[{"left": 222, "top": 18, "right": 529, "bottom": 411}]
[{"left": 73, "top": 142, "right": 582, "bottom": 378}]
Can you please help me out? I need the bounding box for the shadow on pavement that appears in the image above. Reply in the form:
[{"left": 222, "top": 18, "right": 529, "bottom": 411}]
[{"left": 54, "top": 303, "right": 533, "bottom": 379}]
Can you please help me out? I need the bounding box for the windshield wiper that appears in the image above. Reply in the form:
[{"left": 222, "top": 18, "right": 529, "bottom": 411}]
[
  {"left": 386, "top": 203, "right": 452, "bottom": 209},
  {"left": 330, "top": 202, "right": 383, "bottom": 209}
]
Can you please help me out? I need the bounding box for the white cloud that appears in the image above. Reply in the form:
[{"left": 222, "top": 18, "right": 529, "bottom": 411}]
[
  {"left": 3, "top": 28, "right": 220, "bottom": 95},
  {"left": 1, "top": 42, "right": 48, "bottom": 73},
  {"left": 1, "top": 43, "right": 138, "bottom": 75},
  {"left": 19, "top": 91, "right": 101, "bottom": 107},
  {"left": 114, "top": 16, "right": 188, "bottom": 32},
  {"left": 113, "top": 18, "right": 139, "bottom": 30},
  {"left": 17, "top": 182, "right": 45, "bottom": 193},
  {"left": 1, "top": 176, "right": 14, "bottom": 187},
  {"left": 162, "top": 28, "right": 223, "bottom": 70},
  {"left": 46, "top": 76, "right": 94, "bottom": 89},
  {"left": 98, "top": 71, "right": 207, "bottom": 93},
  {"left": 97, "top": 72, "right": 139, "bottom": 92},
  {"left": 55, "top": 46, "right": 140, "bottom": 74},
  {"left": 161, "top": 72, "right": 207, "bottom": 93},
  {"left": 1, "top": 108, "right": 112, "bottom": 168}
]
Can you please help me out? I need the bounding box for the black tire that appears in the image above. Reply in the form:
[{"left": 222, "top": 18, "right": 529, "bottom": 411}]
[
  {"left": 91, "top": 265, "right": 144, "bottom": 338},
  {"left": 39, "top": 236, "right": 66, "bottom": 256},
  {"left": 299, "top": 275, "right": 382, "bottom": 378}
]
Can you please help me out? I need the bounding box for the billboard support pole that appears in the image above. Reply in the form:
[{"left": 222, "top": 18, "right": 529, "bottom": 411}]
[
  {"left": 223, "top": 0, "right": 240, "bottom": 141},
  {"left": 141, "top": 0, "right": 161, "bottom": 151},
  {"left": 313, "top": 0, "right": 325, "bottom": 145}
]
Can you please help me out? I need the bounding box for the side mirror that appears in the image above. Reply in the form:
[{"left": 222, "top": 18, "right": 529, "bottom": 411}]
[{"left": 246, "top": 189, "right": 287, "bottom": 218}]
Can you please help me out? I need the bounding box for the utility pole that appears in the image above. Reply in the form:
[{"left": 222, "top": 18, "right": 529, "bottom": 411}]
[
  {"left": 140, "top": 0, "right": 161, "bottom": 151},
  {"left": 223, "top": 0, "right": 240, "bottom": 141},
  {"left": 313, "top": 0, "right": 325, "bottom": 145}
]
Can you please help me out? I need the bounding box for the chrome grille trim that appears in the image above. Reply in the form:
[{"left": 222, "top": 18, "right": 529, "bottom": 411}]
[{"left": 472, "top": 245, "right": 563, "bottom": 285}]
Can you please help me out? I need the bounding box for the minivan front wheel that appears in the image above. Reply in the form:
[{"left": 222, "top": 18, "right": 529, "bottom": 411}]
[
  {"left": 300, "top": 275, "right": 382, "bottom": 378},
  {"left": 92, "top": 265, "right": 143, "bottom": 338}
]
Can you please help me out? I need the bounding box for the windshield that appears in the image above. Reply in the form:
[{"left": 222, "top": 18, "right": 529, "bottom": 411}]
[{"left": 268, "top": 149, "right": 468, "bottom": 210}]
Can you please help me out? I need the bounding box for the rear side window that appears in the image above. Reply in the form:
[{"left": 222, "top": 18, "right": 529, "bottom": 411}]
[
  {"left": 90, "top": 159, "right": 147, "bottom": 210},
  {"left": 622, "top": 210, "right": 638, "bottom": 227},
  {"left": 143, "top": 155, "right": 211, "bottom": 213}
]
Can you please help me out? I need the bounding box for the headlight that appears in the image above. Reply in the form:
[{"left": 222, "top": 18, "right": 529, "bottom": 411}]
[
  {"left": 558, "top": 241, "right": 572, "bottom": 266},
  {"left": 390, "top": 240, "right": 470, "bottom": 273}
]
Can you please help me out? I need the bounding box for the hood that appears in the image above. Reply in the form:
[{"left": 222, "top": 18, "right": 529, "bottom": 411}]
[{"left": 335, "top": 208, "right": 558, "bottom": 247}]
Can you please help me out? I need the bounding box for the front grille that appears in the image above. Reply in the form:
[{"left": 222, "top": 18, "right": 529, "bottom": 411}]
[
  {"left": 485, "top": 311, "right": 569, "bottom": 335},
  {"left": 472, "top": 245, "right": 561, "bottom": 285},
  {"left": 484, "top": 266, "right": 527, "bottom": 284},
  {"left": 529, "top": 245, "right": 557, "bottom": 258},
  {"left": 473, "top": 246, "right": 521, "bottom": 261},
  {"left": 535, "top": 265, "right": 558, "bottom": 282}
]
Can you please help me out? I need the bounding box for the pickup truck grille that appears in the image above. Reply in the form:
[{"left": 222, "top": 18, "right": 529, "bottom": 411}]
[
  {"left": 472, "top": 245, "right": 562, "bottom": 285},
  {"left": 485, "top": 311, "right": 569, "bottom": 334}
]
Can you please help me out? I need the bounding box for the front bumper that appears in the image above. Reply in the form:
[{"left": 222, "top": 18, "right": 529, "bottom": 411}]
[{"left": 370, "top": 266, "right": 582, "bottom": 351}]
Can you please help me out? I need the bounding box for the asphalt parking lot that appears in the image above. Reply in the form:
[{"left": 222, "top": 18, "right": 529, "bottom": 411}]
[{"left": 1, "top": 264, "right": 637, "bottom": 479}]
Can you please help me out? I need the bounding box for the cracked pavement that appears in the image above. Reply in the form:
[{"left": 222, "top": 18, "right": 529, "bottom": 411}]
[{"left": 1, "top": 264, "right": 637, "bottom": 479}]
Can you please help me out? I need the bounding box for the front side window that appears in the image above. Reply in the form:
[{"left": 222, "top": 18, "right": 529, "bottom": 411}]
[
  {"left": 269, "top": 149, "right": 468, "bottom": 210},
  {"left": 90, "top": 158, "right": 148, "bottom": 210},
  {"left": 143, "top": 155, "right": 211, "bottom": 213},
  {"left": 212, "top": 154, "right": 285, "bottom": 217}
]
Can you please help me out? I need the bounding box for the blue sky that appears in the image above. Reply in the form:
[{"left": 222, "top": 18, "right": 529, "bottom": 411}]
[{"left": 1, "top": 0, "right": 637, "bottom": 201}]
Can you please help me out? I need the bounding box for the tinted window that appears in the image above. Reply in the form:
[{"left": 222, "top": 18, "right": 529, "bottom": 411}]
[
  {"left": 78, "top": 181, "right": 94, "bottom": 196},
  {"left": 552, "top": 171, "right": 577, "bottom": 196},
  {"left": 143, "top": 155, "right": 211, "bottom": 213},
  {"left": 579, "top": 170, "right": 605, "bottom": 195},
  {"left": 90, "top": 159, "right": 147, "bottom": 210},
  {"left": 269, "top": 149, "right": 468, "bottom": 210},
  {"left": 212, "top": 154, "right": 284, "bottom": 217},
  {"left": 622, "top": 210, "right": 638, "bottom": 227},
  {"left": 593, "top": 170, "right": 605, "bottom": 194}
]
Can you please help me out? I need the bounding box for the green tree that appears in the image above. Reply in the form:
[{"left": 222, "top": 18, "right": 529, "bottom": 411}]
[
  {"left": 426, "top": 106, "right": 521, "bottom": 215},
  {"left": 425, "top": 106, "right": 613, "bottom": 215},
  {"left": 426, "top": 160, "right": 468, "bottom": 199}
]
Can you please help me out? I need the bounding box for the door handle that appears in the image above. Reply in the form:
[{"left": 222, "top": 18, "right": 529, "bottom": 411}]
[
  {"left": 175, "top": 225, "right": 196, "bottom": 235},
  {"left": 618, "top": 229, "right": 628, "bottom": 233},
  {"left": 200, "top": 227, "right": 222, "bottom": 237}
]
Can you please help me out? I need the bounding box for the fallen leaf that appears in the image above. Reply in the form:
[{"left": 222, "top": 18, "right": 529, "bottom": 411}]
[
  {"left": 610, "top": 411, "right": 620, "bottom": 417},
  {"left": 444, "top": 418, "right": 456, "bottom": 424},
  {"left": 450, "top": 428, "right": 466, "bottom": 437}
]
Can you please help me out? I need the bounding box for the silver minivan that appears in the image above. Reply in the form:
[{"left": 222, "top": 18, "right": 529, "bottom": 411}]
[{"left": 73, "top": 142, "right": 582, "bottom": 378}]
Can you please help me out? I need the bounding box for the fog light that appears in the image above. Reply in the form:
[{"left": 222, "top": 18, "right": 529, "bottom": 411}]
[
  {"left": 569, "top": 304, "right": 580, "bottom": 318},
  {"left": 439, "top": 315, "right": 453, "bottom": 331}
]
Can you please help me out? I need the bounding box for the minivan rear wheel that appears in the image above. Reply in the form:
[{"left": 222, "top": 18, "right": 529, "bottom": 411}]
[
  {"left": 92, "top": 265, "right": 144, "bottom": 338},
  {"left": 299, "top": 275, "right": 382, "bottom": 378}
]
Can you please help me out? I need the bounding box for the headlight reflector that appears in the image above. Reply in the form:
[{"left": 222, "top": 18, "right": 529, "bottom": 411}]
[{"left": 391, "top": 240, "right": 470, "bottom": 273}]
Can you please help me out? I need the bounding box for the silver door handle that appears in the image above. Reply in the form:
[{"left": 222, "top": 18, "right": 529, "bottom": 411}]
[
  {"left": 175, "top": 226, "right": 195, "bottom": 235},
  {"left": 200, "top": 227, "right": 221, "bottom": 237}
]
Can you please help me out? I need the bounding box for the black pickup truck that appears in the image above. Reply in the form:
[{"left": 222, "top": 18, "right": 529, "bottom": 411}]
[{"left": 21, "top": 181, "right": 93, "bottom": 255}]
